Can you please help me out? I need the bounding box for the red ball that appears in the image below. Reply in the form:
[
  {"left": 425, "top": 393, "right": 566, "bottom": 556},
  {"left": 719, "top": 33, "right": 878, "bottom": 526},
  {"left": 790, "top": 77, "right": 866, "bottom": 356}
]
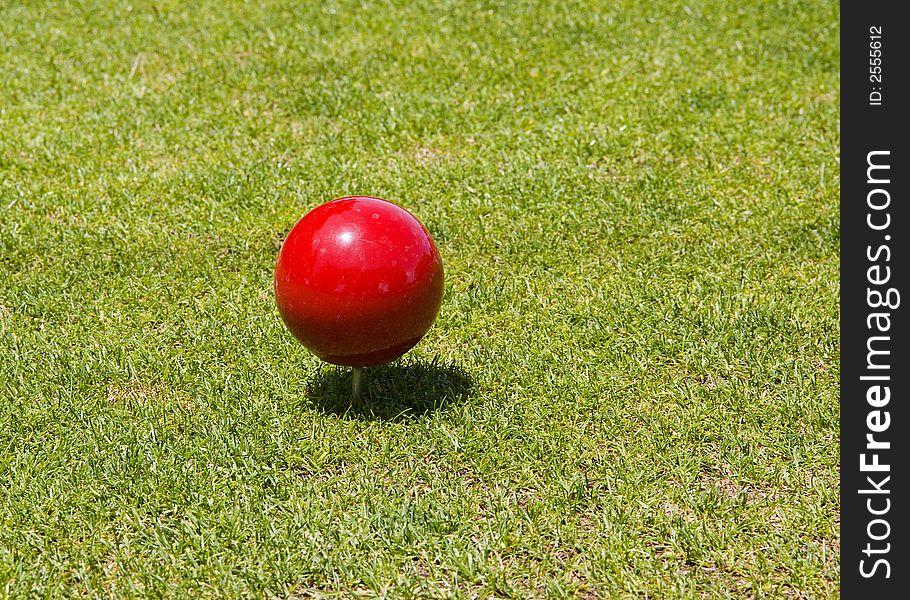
[{"left": 274, "top": 196, "right": 444, "bottom": 367}]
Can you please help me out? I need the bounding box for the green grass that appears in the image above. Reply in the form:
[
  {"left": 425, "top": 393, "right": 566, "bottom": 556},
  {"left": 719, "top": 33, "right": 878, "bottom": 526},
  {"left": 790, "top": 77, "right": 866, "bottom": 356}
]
[{"left": 0, "top": 0, "right": 839, "bottom": 597}]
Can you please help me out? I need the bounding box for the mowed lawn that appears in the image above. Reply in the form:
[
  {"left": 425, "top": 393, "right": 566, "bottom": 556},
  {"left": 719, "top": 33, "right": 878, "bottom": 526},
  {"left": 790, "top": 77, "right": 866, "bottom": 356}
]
[{"left": 0, "top": 0, "right": 838, "bottom": 597}]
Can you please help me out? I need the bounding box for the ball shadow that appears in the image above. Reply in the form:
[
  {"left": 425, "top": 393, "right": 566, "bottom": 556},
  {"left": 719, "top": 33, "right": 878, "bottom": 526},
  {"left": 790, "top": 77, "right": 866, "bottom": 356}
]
[{"left": 306, "top": 358, "right": 474, "bottom": 421}]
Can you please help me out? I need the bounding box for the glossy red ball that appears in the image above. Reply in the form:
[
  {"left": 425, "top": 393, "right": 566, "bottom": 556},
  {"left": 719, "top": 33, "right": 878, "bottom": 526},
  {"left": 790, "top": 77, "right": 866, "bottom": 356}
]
[{"left": 274, "top": 196, "right": 444, "bottom": 367}]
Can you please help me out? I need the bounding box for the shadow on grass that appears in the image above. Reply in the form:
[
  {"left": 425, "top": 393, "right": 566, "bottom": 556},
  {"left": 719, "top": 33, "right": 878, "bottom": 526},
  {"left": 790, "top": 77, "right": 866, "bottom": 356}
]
[{"left": 306, "top": 359, "right": 474, "bottom": 421}]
